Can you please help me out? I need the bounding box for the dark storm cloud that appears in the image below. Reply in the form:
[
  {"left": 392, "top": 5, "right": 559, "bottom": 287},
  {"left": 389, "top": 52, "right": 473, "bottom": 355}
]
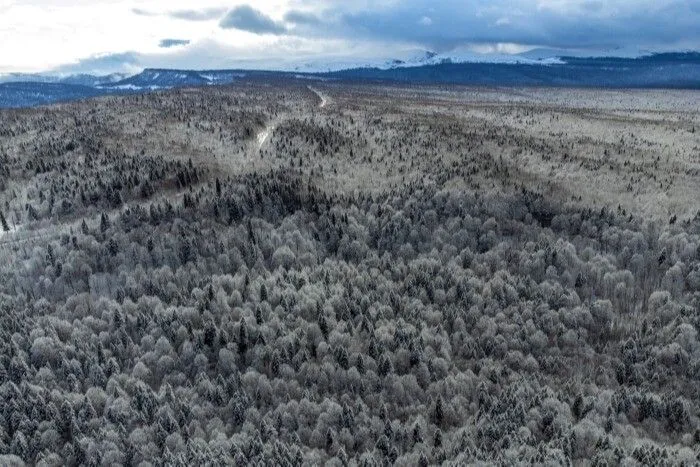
[
  {"left": 169, "top": 8, "right": 228, "bottom": 21},
  {"left": 55, "top": 52, "right": 141, "bottom": 75},
  {"left": 131, "top": 8, "right": 154, "bottom": 17},
  {"left": 284, "top": 10, "right": 323, "bottom": 26},
  {"left": 159, "top": 39, "right": 191, "bottom": 48},
  {"left": 219, "top": 5, "right": 287, "bottom": 35},
  {"left": 131, "top": 7, "right": 226, "bottom": 21},
  {"left": 283, "top": 0, "right": 700, "bottom": 51}
]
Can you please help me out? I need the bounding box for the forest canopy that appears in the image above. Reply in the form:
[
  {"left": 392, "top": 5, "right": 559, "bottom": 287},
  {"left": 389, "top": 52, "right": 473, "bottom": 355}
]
[{"left": 0, "top": 82, "right": 698, "bottom": 465}]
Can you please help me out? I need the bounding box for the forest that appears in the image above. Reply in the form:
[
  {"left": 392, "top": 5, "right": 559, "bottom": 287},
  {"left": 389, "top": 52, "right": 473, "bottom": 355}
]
[{"left": 0, "top": 81, "right": 698, "bottom": 465}]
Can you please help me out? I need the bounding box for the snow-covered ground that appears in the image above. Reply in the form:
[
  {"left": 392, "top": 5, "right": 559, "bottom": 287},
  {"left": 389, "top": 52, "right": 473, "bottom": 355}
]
[
  {"left": 0, "top": 224, "right": 19, "bottom": 239},
  {"left": 308, "top": 86, "right": 328, "bottom": 108},
  {"left": 107, "top": 84, "right": 164, "bottom": 91},
  {"left": 257, "top": 125, "right": 275, "bottom": 149},
  {"left": 0, "top": 224, "right": 25, "bottom": 247},
  {"left": 247, "top": 48, "right": 567, "bottom": 73}
]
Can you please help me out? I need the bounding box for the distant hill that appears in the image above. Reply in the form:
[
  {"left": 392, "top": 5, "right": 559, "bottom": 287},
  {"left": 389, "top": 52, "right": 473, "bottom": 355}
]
[
  {"left": 0, "top": 72, "right": 127, "bottom": 87},
  {"left": 0, "top": 82, "right": 122, "bottom": 108},
  {"left": 324, "top": 53, "right": 700, "bottom": 88},
  {"left": 103, "top": 69, "right": 246, "bottom": 90},
  {"left": 1, "top": 53, "right": 698, "bottom": 108}
]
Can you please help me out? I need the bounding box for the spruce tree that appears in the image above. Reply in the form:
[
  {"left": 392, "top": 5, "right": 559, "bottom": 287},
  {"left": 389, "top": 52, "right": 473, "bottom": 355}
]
[
  {"left": 238, "top": 318, "right": 248, "bottom": 355},
  {"left": 0, "top": 209, "right": 9, "bottom": 232},
  {"left": 100, "top": 212, "right": 110, "bottom": 233}
]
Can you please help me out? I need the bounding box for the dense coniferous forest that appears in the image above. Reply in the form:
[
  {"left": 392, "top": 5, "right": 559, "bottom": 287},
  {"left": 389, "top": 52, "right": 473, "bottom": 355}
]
[{"left": 0, "top": 81, "right": 699, "bottom": 465}]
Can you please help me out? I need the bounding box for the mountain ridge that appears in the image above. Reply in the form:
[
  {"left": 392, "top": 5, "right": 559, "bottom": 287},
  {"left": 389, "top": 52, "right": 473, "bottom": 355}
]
[{"left": 1, "top": 52, "right": 698, "bottom": 108}]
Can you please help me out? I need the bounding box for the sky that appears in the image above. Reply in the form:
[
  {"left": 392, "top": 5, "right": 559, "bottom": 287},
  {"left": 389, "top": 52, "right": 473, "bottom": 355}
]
[{"left": 0, "top": 0, "right": 699, "bottom": 74}]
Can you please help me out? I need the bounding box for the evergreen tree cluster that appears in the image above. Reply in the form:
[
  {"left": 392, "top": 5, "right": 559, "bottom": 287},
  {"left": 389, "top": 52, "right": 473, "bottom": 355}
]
[{"left": 0, "top": 82, "right": 698, "bottom": 465}]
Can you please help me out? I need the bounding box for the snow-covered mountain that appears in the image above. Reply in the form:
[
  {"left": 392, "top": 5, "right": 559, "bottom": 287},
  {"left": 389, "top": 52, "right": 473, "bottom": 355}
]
[
  {"left": 1, "top": 52, "right": 698, "bottom": 108},
  {"left": 0, "top": 47, "right": 676, "bottom": 89},
  {"left": 101, "top": 69, "right": 245, "bottom": 90},
  {"left": 517, "top": 46, "right": 652, "bottom": 61},
  {"left": 389, "top": 49, "right": 565, "bottom": 68},
  {"left": 0, "top": 72, "right": 128, "bottom": 86},
  {"left": 274, "top": 49, "right": 564, "bottom": 73}
]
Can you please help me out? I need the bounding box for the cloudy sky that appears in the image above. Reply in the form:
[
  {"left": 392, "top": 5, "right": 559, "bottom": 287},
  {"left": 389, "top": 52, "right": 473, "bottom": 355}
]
[{"left": 1, "top": 0, "right": 698, "bottom": 73}]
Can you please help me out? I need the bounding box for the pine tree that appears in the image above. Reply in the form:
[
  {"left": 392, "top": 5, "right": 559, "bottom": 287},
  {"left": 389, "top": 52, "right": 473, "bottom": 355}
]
[
  {"left": 325, "top": 428, "right": 334, "bottom": 451},
  {"left": 0, "top": 209, "right": 9, "bottom": 231},
  {"left": 573, "top": 393, "right": 584, "bottom": 420},
  {"left": 413, "top": 423, "right": 423, "bottom": 445},
  {"left": 434, "top": 396, "right": 444, "bottom": 427},
  {"left": 204, "top": 322, "right": 217, "bottom": 347},
  {"left": 270, "top": 349, "right": 281, "bottom": 376},
  {"left": 433, "top": 429, "right": 442, "bottom": 448},
  {"left": 319, "top": 314, "right": 329, "bottom": 339},
  {"left": 100, "top": 212, "right": 110, "bottom": 233},
  {"left": 10, "top": 431, "right": 28, "bottom": 460},
  {"left": 59, "top": 401, "right": 75, "bottom": 441},
  {"left": 27, "top": 204, "right": 39, "bottom": 221},
  {"left": 337, "top": 447, "right": 348, "bottom": 467},
  {"left": 238, "top": 318, "right": 248, "bottom": 355},
  {"left": 108, "top": 238, "right": 118, "bottom": 256},
  {"left": 47, "top": 243, "right": 56, "bottom": 266},
  {"left": 356, "top": 354, "right": 365, "bottom": 374},
  {"left": 378, "top": 354, "right": 392, "bottom": 377},
  {"left": 337, "top": 346, "right": 349, "bottom": 370}
]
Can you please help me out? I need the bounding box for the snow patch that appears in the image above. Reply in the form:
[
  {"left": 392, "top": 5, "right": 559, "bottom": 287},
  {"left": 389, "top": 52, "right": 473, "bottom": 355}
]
[
  {"left": 0, "top": 224, "right": 21, "bottom": 241},
  {"left": 266, "top": 49, "right": 567, "bottom": 73},
  {"left": 257, "top": 124, "right": 275, "bottom": 149},
  {"left": 107, "top": 84, "right": 166, "bottom": 90},
  {"left": 308, "top": 86, "right": 328, "bottom": 108}
]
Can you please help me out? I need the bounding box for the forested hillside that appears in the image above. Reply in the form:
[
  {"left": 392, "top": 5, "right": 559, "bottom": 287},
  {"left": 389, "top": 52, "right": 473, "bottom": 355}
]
[{"left": 0, "top": 82, "right": 698, "bottom": 465}]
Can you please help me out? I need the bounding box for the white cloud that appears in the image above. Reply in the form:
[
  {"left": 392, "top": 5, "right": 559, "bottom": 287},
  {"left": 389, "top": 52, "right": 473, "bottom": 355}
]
[
  {"left": 418, "top": 16, "right": 432, "bottom": 26},
  {"left": 0, "top": 0, "right": 288, "bottom": 72},
  {"left": 0, "top": 0, "right": 697, "bottom": 73}
]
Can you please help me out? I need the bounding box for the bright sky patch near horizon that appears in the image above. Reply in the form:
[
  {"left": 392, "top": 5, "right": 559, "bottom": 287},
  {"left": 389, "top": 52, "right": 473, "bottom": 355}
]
[{"left": 0, "top": 0, "right": 698, "bottom": 73}]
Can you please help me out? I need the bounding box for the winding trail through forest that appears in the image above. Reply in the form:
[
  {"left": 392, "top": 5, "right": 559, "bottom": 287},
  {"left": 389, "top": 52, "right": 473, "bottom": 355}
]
[
  {"left": 250, "top": 118, "right": 281, "bottom": 162},
  {"left": 2, "top": 86, "right": 338, "bottom": 253},
  {"left": 308, "top": 86, "right": 330, "bottom": 108},
  {"left": 256, "top": 123, "right": 276, "bottom": 150},
  {"left": 251, "top": 86, "right": 330, "bottom": 158}
]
